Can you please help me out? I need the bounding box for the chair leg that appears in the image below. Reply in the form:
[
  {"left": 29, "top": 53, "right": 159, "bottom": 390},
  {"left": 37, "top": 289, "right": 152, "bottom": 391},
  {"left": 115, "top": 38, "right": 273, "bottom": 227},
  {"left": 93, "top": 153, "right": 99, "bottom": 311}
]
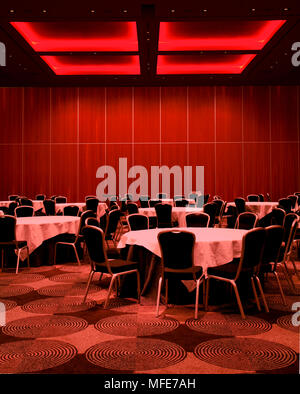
[
  {"left": 195, "top": 278, "right": 201, "bottom": 319},
  {"left": 72, "top": 244, "right": 81, "bottom": 266},
  {"left": 273, "top": 271, "right": 287, "bottom": 306},
  {"left": 255, "top": 276, "right": 269, "bottom": 313},
  {"left": 204, "top": 278, "right": 210, "bottom": 311},
  {"left": 16, "top": 250, "right": 20, "bottom": 274},
  {"left": 165, "top": 279, "right": 168, "bottom": 306},
  {"left": 26, "top": 247, "right": 30, "bottom": 269},
  {"left": 281, "top": 262, "right": 297, "bottom": 293},
  {"left": 231, "top": 281, "right": 246, "bottom": 319},
  {"left": 136, "top": 270, "right": 141, "bottom": 303},
  {"left": 250, "top": 276, "right": 261, "bottom": 311},
  {"left": 289, "top": 255, "right": 300, "bottom": 279},
  {"left": 156, "top": 277, "right": 163, "bottom": 317},
  {"left": 82, "top": 271, "right": 95, "bottom": 303},
  {"left": 104, "top": 274, "right": 116, "bottom": 309}
]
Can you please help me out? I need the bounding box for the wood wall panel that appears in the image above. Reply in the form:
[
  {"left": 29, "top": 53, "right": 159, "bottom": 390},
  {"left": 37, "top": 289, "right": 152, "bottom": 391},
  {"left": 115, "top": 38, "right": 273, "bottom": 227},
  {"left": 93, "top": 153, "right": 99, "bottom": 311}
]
[
  {"left": 23, "top": 145, "right": 51, "bottom": 197},
  {"left": 51, "top": 87, "right": 78, "bottom": 143},
  {"left": 0, "top": 86, "right": 299, "bottom": 202},
  {"left": 79, "top": 87, "right": 105, "bottom": 143},
  {"left": 51, "top": 144, "right": 78, "bottom": 202},
  {"left": 189, "top": 87, "right": 215, "bottom": 142},
  {"left": 161, "top": 87, "right": 187, "bottom": 143},
  {"left": 23, "top": 88, "right": 50, "bottom": 143},
  {"left": 106, "top": 87, "right": 132, "bottom": 143},
  {"left": 216, "top": 87, "right": 243, "bottom": 142},
  {"left": 134, "top": 87, "right": 160, "bottom": 143},
  {"left": 0, "top": 88, "right": 23, "bottom": 143}
]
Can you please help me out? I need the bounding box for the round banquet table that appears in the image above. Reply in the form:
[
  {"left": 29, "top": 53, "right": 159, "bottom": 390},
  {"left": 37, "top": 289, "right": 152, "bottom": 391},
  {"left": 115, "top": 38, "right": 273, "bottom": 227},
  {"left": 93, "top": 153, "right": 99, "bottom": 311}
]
[
  {"left": 227, "top": 201, "right": 279, "bottom": 219},
  {"left": 118, "top": 227, "right": 247, "bottom": 277},
  {"left": 16, "top": 216, "right": 81, "bottom": 255},
  {"left": 160, "top": 198, "right": 196, "bottom": 206},
  {"left": 138, "top": 207, "right": 203, "bottom": 227},
  {"left": 55, "top": 202, "right": 107, "bottom": 218}
]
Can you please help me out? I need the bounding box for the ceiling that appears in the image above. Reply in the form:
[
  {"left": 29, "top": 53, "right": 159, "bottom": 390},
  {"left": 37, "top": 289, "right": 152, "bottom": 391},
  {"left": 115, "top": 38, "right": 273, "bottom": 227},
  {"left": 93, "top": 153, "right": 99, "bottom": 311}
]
[{"left": 0, "top": 0, "right": 300, "bottom": 86}]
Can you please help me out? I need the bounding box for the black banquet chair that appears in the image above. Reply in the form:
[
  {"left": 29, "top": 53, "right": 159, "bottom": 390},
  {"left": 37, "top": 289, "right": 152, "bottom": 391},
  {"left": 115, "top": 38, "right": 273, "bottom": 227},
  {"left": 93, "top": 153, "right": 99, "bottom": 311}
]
[
  {"left": 82, "top": 225, "right": 140, "bottom": 308},
  {"left": 0, "top": 215, "right": 30, "bottom": 274},
  {"left": 185, "top": 212, "right": 210, "bottom": 228},
  {"left": 203, "top": 202, "right": 217, "bottom": 227},
  {"left": 156, "top": 230, "right": 204, "bottom": 319},
  {"left": 288, "top": 195, "right": 297, "bottom": 210},
  {"left": 247, "top": 194, "right": 260, "bottom": 202},
  {"left": 86, "top": 197, "right": 99, "bottom": 214},
  {"left": 139, "top": 196, "right": 149, "bottom": 208},
  {"left": 205, "top": 227, "right": 267, "bottom": 319},
  {"left": 54, "top": 210, "right": 96, "bottom": 266},
  {"left": 234, "top": 212, "right": 258, "bottom": 230},
  {"left": 272, "top": 207, "right": 286, "bottom": 225},
  {"left": 155, "top": 203, "right": 172, "bottom": 228},
  {"left": 175, "top": 199, "right": 189, "bottom": 207},
  {"left": 126, "top": 202, "right": 139, "bottom": 215},
  {"left": 63, "top": 205, "right": 80, "bottom": 217},
  {"left": 55, "top": 196, "right": 67, "bottom": 204},
  {"left": 259, "top": 225, "right": 286, "bottom": 305},
  {"left": 43, "top": 199, "right": 56, "bottom": 216},
  {"left": 8, "top": 195, "right": 19, "bottom": 201},
  {"left": 35, "top": 194, "right": 46, "bottom": 201},
  {"left": 20, "top": 198, "right": 33, "bottom": 206},
  {"left": 149, "top": 199, "right": 161, "bottom": 207},
  {"left": 278, "top": 198, "right": 292, "bottom": 214},
  {"left": 234, "top": 197, "right": 246, "bottom": 215},
  {"left": 15, "top": 206, "right": 34, "bottom": 217},
  {"left": 127, "top": 214, "right": 149, "bottom": 231}
]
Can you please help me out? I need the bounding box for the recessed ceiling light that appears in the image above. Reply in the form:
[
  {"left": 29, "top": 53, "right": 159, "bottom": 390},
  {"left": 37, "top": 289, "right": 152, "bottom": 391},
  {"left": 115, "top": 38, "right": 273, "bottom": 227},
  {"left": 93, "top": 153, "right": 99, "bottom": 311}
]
[
  {"left": 284, "top": 8, "right": 289, "bottom": 11},
  {"left": 91, "top": 10, "right": 95, "bottom": 13},
  {"left": 171, "top": 9, "right": 175, "bottom": 13},
  {"left": 123, "top": 9, "right": 128, "bottom": 13},
  {"left": 42, "top": 10, "right": 47, "bottom": 13},
  {"left": 251, "top": 8, "right": 256, "bottom": 12},
  {"left": 10, "top": 9, "right": 14, "bottom": 13}
]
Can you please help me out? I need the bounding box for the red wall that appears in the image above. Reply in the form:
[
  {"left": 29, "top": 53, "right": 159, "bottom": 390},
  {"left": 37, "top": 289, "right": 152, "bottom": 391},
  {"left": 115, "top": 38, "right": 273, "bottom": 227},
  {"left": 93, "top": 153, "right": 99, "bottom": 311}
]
[{"left": 0, "top": 86, "right": 299, "bottom": 202}]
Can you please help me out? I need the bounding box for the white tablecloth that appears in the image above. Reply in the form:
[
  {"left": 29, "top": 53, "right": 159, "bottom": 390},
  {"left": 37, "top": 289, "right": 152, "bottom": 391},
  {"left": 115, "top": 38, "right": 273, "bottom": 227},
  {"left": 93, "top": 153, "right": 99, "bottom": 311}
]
[
  {"left": 139, "top": 207, "right": 203, "bottom": 227},
  {"left": 118, "top": 227, "right": 247, "bottom": 276},
  {"left": 160, "top": 199, "right": 196, "bottom": 206},
  {"left": 227, "top": 202, "right": 278, "bottom": 219},
  {"left": 16, "top": 216, "right": 80, "bottom": 254}
]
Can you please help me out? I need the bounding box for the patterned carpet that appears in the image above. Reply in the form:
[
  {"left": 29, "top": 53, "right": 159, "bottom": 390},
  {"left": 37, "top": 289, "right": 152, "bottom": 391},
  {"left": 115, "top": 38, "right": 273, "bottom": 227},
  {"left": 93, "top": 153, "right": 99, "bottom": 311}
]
[{"left": 0, "top": 258, "right": 298, "bottom": 375}]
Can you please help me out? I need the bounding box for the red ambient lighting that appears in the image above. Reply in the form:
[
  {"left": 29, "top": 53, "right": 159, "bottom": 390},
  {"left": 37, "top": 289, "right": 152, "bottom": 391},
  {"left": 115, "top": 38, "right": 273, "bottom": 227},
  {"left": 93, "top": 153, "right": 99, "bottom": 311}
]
[
  {"left": 10, "top": 21, "right": 138, "bottom": 52},
  {"left": 159, "top": 20, "right": 286, "bottom": 51},
  {"left": 41, "top": 55, "right": 140, "bottom": 75},
  {"left": 157, "top": 54, "right": 256, "bottom": 74}
]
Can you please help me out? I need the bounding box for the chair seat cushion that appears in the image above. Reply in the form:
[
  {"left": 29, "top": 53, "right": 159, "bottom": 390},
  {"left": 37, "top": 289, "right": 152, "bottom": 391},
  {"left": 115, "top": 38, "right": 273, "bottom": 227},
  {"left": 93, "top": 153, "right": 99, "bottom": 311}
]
[
  {"left": 0, "top": 240, "right": 27, "bottom": 248},
  {"left": 95, "top": 259, "right": 138, "bottom": 274}
]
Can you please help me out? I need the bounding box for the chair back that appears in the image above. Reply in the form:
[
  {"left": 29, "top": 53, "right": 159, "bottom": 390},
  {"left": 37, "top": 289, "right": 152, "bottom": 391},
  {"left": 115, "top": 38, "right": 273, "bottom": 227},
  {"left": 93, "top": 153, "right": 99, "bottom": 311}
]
[
  {"left": 8, "top": 202, "right": 18, "bottom": 216},
  {"left": 36, "top": 194, "right": 46, "bottom": 200},
  {"left": 55, "top": 196, "right": 67, "bottom": 203},
  {"left": 158, "top": 230, "right": 195, "bottom": 270},
  {"left": 0, "top": 206, "right": 9, "bottom": 215},
  {"left": 212, "top": 199, "right": 224, "bottom": 217},
  {"left": 204, "top": 194, "right": 210, "bottom": 204},
  {"left": 126, "top": 202, "right": 139, "bottom": 215},
  {"left": 149, "top": 199, "right": 161, "bottom": 207},
  {"left": 43, "top": 199, "right": 56, "bottom": 215},
  {"left": 258, "top": 194, "right": 264, "bottom": 202},
  {"left": 79, "top": 210, "right": 96, "bottom": 235},
  {"left": 282, "top": 213, "right": 298, "bottom": 254},
  {"left": 85, "top": 196, "right": 97, "bottom": 201},
  {"left": 155, "top": 203, "right": 172, "bottom": 228},
  {"left": 213, "top": 195, "right": 222, "bottom": 200},
  {"left": 235, "top": 212, "right": 258, "bottom": 230},
  {"left": 266, "top": 193, "right": 271, "bottom": 202},
  {"left": 109, "top": 204, "right": 119, "bottom": 212},
  {"left": 127, "top": 214, "right": 149, "bottom": 231},
  {"left": 8, "top": 195, "right": 19, "bottom": 201},
  {"left": 158, "top": 193, "right": 167, "bottom": 199},
  {"left": 262, "top": 225, "right": 284, "bottom": 268},
  {"left": 105, "top": 209, "right": 122, "bottom": 236},
  {"left": 86, "top": 197, "right": 99, "bottom": 213},
  {"left": 287, "top": 195, "right": 297, "bottom": 209},
  {"left": 203, "top": 202, "right": 217, "bottom": 227},
  {"left": 186, "top": 212, "right": 210, "bottom": 227},
  {"left": 234, "top": 198, "right": 246, "bottom": 214},
  {"left": 82, "top": 225, "right": 108, "bottom": 270},
  {"left": 175, "top": 199, "right": 189, "bottom": 207},
  {"left": 85, "top": 217, "right": 100, "bottom": 227},
  {"left": 236, "top": 227, "right": 266, "bottom": 277},
  {"left": 20, "top": 198, "right": 33, "bottom": 206},
  {"left": 278, "top": 198, "right": 292, "bottom": 213},
  {"left": 50, "top": 195, "right": 58, "bottom": 200},
  {"left": 139, "top": 196, "right": 150, "bottom": 208},
  {"left": 0, "top": 215, "right": 16, "bottom": 242},
  {"left": 247, "top": 194, "right": 259, "bottom": 202},
  {"left": 271, "top": 207, "right": 286, "bottom": 225},
  {"left": 15, "top": 206, "right": 34, "bottom": 217},
  {"left": 63, "top": 205, "right": 80, "bottom": 216}
]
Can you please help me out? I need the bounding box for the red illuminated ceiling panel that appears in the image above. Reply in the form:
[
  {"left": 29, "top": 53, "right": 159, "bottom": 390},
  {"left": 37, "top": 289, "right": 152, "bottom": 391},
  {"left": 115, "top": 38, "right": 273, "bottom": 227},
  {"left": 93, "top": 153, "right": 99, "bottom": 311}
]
[
  {"left": 157, "top": 54, "right": 256, "bottom": 74},
  {"left": 159, "top": 20, "right": 286, "bottom": 51},
  {"left": 41, "top": 55, "right": 140, "bottom": 75},
  {"left": 10, "top": 21, "right": 138, "bottom": 52}
]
